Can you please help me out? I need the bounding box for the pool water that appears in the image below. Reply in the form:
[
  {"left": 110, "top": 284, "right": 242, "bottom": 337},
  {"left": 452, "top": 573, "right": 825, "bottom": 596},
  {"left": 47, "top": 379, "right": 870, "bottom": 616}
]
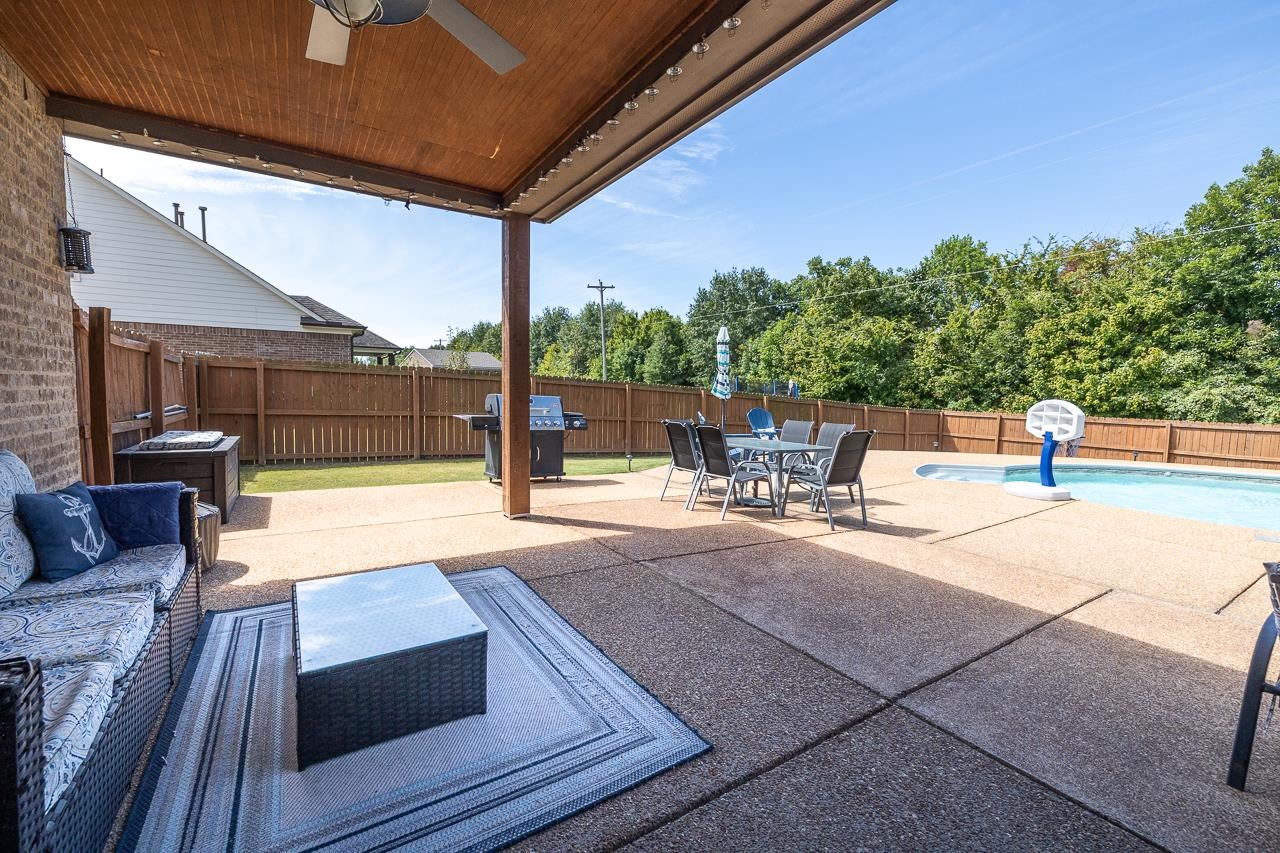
[{"left": 915, "top": 463, "right": 1280, "bottom": 532}]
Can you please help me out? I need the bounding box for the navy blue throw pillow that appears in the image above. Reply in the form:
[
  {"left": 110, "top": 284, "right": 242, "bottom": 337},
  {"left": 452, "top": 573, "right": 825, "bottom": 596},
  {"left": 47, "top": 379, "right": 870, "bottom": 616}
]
[{"left": 15, "top": 482, "right": 120, "bottom": 581}]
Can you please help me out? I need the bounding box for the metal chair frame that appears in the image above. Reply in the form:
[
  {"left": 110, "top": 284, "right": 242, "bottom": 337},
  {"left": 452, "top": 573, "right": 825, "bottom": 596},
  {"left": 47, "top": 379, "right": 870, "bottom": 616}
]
[
  {"left": 1228, "top": 561, "right": 1280, "bottom": 790},
  {"left": 690, "top": 424, "right": 776, "bottom": 519},
  {"left": 658, "top": 419, "right": 708, "bottom": 503},
  {"left": 781, "top": 429, "right": 876, "bottom": 529}
]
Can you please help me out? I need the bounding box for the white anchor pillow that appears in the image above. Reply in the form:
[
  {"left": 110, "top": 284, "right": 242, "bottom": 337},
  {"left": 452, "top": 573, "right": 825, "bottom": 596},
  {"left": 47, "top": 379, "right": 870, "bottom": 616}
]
[{"left": 15, "top": 482, "right": 120, "bottom": 581}]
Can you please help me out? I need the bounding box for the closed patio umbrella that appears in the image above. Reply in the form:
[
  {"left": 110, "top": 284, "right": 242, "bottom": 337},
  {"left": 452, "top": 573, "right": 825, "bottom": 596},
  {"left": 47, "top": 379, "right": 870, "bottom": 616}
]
[{"left": 711, "top": 325, "right": 731, "bottom": 430}]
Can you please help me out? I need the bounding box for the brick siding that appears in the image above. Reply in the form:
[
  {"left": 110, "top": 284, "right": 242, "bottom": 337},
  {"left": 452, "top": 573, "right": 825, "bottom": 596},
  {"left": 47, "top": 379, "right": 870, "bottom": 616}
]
[
  {"left": 0, "top": 48, "right": 80, "bottom": 489},
  {"left": 111, "top": 321, "right": 353, "bottom": 362}
]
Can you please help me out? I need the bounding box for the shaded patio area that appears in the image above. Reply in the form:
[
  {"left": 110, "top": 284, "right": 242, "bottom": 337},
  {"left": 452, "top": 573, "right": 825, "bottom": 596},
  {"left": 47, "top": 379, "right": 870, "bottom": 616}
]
[{"left": 200, "top": 450, "right": 1280, "bottom": 851}]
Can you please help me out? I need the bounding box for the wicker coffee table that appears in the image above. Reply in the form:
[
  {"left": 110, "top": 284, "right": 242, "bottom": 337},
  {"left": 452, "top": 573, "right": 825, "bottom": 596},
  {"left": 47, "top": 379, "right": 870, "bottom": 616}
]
[{"left": 292, "top": 562, "right": 488, "bottom": 769}]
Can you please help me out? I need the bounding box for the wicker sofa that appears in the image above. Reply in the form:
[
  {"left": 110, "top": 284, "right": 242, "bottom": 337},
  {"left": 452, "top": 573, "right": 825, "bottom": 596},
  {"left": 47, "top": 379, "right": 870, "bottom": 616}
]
[{"left": 0, "top": 450, "right": 201, "bottom": 852}]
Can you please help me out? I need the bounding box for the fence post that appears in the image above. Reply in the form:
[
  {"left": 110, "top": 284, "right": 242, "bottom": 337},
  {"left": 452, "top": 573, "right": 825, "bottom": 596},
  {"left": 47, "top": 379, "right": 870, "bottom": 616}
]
[
  {"left": 816, "top": 399, "right": 824, "bottom": 426},
  {"left": 87, "top": 307, "right": 114, "bottom": 485},
  {"left": 994, "top": 414, "right": 1004, "bottom": 454},
  {"left": 904, "top": 408, "right": 912, "bottom": 451},
  {"left": 183, "top": 356, "right": 198, "bottom": 429},
  {"left": 862, "top": 404, "right": 869, "bottom": 430},
  {"left": 71, "top": 307, "right": 94, "bottom": 482},
  {"left": 148, "top": 339, "right": 166, "bottom": 438},
  {"left": 700, "top": 389, "right": 707, "bottom": 419},
  {"left": 1163, "top": 421, "right": 1173, "bottom": 462},
  {"left": 255, "top": 362, "right": 266, "bottom": 464},
  {"left": 936, "top": 410, "right": 944, "bottom": 451},
  {"left": 411, "top": 368, "right": 423, "bottom": 459},
  {"left": 624, "top": 382, "right": 632, "bottom": 455}
]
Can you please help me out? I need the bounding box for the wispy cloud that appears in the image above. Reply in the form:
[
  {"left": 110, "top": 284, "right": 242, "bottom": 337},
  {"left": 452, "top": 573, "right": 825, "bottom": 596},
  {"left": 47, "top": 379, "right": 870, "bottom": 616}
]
[{"left": 595, "top": 193, "right": 701, "bottom": 220}]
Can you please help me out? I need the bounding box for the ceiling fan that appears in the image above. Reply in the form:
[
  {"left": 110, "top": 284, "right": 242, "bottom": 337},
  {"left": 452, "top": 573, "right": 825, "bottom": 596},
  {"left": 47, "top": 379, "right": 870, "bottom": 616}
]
[{"left": 305, "top": 0, "right": 525, "bottom": 73}]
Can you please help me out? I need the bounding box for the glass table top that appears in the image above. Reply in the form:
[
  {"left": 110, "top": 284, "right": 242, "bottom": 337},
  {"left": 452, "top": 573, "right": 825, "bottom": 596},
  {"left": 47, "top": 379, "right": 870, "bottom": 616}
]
[
  {"left": 294, "top": 562, "right": 486, "bottom": 673},
  {"left": 726, "top": 437, "right": 830, "bottom": 453}
]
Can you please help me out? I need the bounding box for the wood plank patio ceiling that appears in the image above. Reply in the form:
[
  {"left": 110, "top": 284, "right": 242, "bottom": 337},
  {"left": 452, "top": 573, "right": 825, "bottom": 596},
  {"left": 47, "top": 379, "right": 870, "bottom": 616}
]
[{"left": 0, "top": 0, "right": 895, "bottom": 221}]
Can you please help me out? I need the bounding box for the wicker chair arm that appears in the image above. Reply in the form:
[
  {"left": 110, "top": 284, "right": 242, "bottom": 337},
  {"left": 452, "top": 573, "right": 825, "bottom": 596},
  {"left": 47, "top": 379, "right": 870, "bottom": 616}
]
[
  {"left": 178, "top": 487, "right": 200, "bottom": 568},
  {"left": 0, "top": 657, "right": 45, "bottom": 852}
]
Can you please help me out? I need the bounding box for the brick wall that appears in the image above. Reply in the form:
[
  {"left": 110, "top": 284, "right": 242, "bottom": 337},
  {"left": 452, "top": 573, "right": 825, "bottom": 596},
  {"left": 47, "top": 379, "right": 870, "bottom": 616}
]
[
  {"left": 0, "top": 47, "right": 79, "bottom": 489},
  {"left": 111, "top": 321, "right": 353, "bottom": 362}
]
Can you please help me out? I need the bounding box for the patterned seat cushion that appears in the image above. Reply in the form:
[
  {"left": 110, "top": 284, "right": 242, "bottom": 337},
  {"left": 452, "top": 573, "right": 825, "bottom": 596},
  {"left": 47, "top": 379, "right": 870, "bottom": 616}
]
[
  {"left": 0, "top": 450, "right": 37, "bottom": 596},
  {"left": 41, "top": 661, "right": 114, "bottom": 812},
  {"left": 2, "top": 544, "right": 187, "bottom": 610},
  {"left": 0, "top": 592, "right": 154, "bottom": 680}
]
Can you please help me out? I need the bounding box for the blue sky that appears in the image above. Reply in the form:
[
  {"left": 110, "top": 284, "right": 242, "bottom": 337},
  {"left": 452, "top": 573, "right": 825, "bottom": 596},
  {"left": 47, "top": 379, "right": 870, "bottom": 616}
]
[{"left": 68, "top": 0, "right": 1280, "bottom": 350}]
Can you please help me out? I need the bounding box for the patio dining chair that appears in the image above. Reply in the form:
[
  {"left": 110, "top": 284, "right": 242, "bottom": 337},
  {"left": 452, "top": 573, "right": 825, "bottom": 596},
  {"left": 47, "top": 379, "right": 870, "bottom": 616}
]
[
  {"left": 782, "top": 421, "right": 854, "bottom": 474},
  {"left": 691, "top": 424, "right": 775, "bottom": 519},
  {"left": 778, "top": 419, "right": 813, "bottom": 444},
  {"left": 659, "top": 419, "right": 708, "bottom": 505},
  {"left": 746, "top": 407, "right": 776, "bottom": 438},
  {"left": 1228, "top": 561, "right": 1280, "bottom": 791},
  {"left": 781, "top": 429, "right": 876, "bottom": 530}
]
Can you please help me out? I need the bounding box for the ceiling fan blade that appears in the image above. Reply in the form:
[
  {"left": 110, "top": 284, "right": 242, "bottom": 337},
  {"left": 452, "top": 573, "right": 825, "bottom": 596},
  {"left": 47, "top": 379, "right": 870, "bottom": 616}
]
[
  {"left": 306, "top": 5, "right": 351, "bottom": 66},
  {"left": 426, "top": 0, "right": 525, "bottom": 74}
]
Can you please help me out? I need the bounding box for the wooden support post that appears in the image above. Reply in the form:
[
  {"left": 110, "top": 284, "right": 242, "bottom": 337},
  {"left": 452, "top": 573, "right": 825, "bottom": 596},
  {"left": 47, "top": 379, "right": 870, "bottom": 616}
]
[
  {"left": 255, "top": 362, "right": 266, "bottom": 464},
  {"left": 87, "top": 307, "right": 114, "bottom": 485},
  {"left": 148, "top": 339, "right": 166, "bottom": 438},
  {"left": 71, "top": 307, "right": 94, "bottom": 483},
  {"left": 411, "top": 368, "right": 423, "bottom": 459},
  {"left": 183, "top": 356, "right": 198, "bottom": 429},
  {"left": 624, "top": 382, "right": 632, "bottom": 455},
  {"left": 501, "top": 214, "right": 531, "bottom": 518}
]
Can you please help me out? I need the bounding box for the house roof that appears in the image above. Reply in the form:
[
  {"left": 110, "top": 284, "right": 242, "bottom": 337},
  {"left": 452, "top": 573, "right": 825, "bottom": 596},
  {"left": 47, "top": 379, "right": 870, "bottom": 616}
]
[
  {"left": 413, "top": 348, "right": 502, "bottom": 370},
  {"left": 352, "top": 329, "right": 400, "bottom": 351},
  {"left": 290, "top": 295, "right": 365, "bottom": 331},
  {"left": 69, "top": 158, "right": 334, "bottom": 328}
]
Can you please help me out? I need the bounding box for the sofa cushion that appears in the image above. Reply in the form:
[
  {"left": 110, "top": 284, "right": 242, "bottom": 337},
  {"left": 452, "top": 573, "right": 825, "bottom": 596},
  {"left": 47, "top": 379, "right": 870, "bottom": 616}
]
[
  {"left": 0, "top": 450, "right": 37, "bottom": 596},
  {"left": 0, "top": 592, "right": 154, "bottom": 680},
  {"left": 15, "top": 483, "right": 120, "bottom": 581},
  {"left": 1, "top": 544, "right": 187, "bottom": 611},
  {"left": 87, "top": 482, "right": 181, "bottom": 550},
  {"left": 41, "top": 661, "right": 114, "bottom": 812}
]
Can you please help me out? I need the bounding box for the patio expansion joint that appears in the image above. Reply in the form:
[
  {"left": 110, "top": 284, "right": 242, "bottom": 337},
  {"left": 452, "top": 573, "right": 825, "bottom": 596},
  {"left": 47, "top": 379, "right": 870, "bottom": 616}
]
[
  {"left": 612, "top": 700, "right": 894, "bottom": 851},
  {"left": 1215, "top": 568, "right": 1268, "bottom": 615},
  {"left": 927, "top": 499, "right": 1076, "bottom": 544},
  {"left": 896, "top": 705, "right": 1171, "bottom": 853}
]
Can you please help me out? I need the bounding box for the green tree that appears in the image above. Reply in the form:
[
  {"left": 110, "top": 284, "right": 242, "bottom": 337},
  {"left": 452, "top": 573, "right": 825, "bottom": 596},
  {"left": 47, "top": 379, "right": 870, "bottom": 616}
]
[{"left": 685, "top": 267, "right": 794, "bottom": 384}]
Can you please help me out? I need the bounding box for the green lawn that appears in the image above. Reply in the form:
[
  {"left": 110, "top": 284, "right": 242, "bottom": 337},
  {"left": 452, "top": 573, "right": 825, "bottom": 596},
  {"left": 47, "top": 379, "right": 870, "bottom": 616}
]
[{"left": 241, "top": 454, "right": 669, "bottom": 494}]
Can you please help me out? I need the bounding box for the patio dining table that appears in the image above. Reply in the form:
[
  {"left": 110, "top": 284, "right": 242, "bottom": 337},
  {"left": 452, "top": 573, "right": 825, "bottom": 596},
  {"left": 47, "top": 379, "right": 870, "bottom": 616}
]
[{"left": 726, "top": 436, "right": 831, "bottom": 517}]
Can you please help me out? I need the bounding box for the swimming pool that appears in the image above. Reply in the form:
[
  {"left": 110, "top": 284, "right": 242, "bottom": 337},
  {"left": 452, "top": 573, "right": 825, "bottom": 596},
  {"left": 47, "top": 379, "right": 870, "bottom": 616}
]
[{"left": 914, "top": 462, "right": 1280, "bottom": 531}]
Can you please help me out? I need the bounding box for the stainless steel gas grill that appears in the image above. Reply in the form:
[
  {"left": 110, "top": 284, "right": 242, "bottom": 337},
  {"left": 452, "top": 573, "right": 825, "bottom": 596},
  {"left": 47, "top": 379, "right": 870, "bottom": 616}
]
[{"left": 455, "top": 394, "right": 588, "bottom": 481}]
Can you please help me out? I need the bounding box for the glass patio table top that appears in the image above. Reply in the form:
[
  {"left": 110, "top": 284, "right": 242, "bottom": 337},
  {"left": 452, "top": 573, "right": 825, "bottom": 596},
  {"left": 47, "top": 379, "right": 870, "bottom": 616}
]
[
  {"left": 293, "top": 562, "right": 486, "bottom": 673},
  {"left": 726, "top": 437, "right": 830, "bottom": 454}
]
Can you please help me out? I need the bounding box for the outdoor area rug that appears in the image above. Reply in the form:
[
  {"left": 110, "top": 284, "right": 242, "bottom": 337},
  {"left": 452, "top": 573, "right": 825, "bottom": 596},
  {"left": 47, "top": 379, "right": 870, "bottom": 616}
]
[{"left": 119, "top": 566, "right": 709, "bottom": 852}]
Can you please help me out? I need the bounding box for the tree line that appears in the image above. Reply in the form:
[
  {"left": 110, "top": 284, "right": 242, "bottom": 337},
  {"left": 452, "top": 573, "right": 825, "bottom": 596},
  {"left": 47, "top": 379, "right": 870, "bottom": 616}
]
[{"left": 439, "top": 149, "right": 1280, "bottom": 423}]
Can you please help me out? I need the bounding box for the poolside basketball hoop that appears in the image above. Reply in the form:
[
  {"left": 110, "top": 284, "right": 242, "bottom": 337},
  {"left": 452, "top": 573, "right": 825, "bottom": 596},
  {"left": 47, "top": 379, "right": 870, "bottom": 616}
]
[{"left": 1003, "top": 399, "right": 1085, "bottom": 501}]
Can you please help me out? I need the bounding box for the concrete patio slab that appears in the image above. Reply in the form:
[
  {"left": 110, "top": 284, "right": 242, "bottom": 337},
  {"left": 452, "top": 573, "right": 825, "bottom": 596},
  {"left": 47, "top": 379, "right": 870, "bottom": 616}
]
[
  {"left": 646, "top": 538, "right": 1100, "bottom": 697},
  {"left": 625, "top": 708, "right": 1153, "bottom": 852},
  {"left": 548, "top": 497, "right": 793, "bottom": 562},
  {"left": 904, "top": 590, "right": 1280, "bottom": 852},
  {"left": 207, "top": 512, "right": 627, "bottom": 610},
  {"left": 1218, "top": 572, "right": 1275, "bottom": 625},
  {"left": 515, "top": 563, "right": 883, "bottom": 851},
  {"left": 1044, "top": 499, "right": 1277, "bottom": 562},
  {"left": 812, "top": 531, "right": 1107, "bottom": 613},
  {"left": 942, "top": 514, "right": 1261, "bottom": 610}
]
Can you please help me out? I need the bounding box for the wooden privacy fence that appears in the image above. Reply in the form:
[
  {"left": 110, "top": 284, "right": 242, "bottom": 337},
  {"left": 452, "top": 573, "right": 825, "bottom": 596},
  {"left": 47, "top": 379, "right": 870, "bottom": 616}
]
[
  {"left": 74, "top": 307, "right": 197, "bottom": 484},
  {"left": 72, "top": 308, "right": 1280, "bottom": 474},
  {"left": 188, "top": 356, "right": 1280, "bottom": 470}
]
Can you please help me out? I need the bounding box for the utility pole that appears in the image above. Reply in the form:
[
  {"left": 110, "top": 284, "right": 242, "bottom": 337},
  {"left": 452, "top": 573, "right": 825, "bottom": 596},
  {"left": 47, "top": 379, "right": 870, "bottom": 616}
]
[{"left": 587, "top": 279, "right": 615, "bottom": 381}]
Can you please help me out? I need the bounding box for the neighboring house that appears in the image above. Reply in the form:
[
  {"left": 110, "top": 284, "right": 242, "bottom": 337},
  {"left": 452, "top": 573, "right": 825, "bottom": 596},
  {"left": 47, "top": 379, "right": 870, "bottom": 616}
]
[
  {"left": 352, "top": 329, "right": 403, "bottom": 364},
  {"left": 66, "top": 158, "right": 398, "bottom": 363},
  {"left": 402, "top": 348, "right": 502, "bottom": 372}
]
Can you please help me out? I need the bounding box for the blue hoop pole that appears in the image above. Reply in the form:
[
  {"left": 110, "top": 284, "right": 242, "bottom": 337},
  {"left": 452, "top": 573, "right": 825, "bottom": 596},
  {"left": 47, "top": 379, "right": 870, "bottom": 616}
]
[{"left": 1039, "top": 430, "right": 1059, "bottom": 487}]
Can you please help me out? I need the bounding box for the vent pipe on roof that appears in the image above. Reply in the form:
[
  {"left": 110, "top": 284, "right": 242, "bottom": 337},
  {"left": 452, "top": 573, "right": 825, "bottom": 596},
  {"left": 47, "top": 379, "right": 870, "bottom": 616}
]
[
  {"left": 199, "top": 206, "right": 208, "bottom": 242},
  {"left": 172, "top": 202, "right": 182, "bottom": 227}
]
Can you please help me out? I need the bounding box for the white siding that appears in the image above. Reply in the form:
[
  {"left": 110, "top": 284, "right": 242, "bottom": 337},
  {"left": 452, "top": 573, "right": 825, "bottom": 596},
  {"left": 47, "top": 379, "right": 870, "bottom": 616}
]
[{"left": 67, "top": 163, "right": 314, "bottom": 331}]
